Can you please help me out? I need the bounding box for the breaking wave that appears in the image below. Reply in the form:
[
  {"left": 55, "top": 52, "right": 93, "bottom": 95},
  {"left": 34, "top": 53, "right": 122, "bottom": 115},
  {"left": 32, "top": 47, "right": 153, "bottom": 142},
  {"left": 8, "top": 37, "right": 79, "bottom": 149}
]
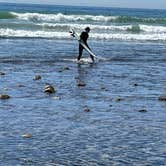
[
  {"left": 1, "top": 28, "right": 166, "bottom": 41},
  {"left": 9, "top": 12, "right": 166, "bottom": 24}
]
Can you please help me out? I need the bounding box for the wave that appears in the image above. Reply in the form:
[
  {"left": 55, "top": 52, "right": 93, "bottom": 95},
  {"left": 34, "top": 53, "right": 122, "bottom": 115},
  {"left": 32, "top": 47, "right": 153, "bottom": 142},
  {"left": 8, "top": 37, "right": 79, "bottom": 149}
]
[
  {"left": 10, "top": 12, "right": 116, "bottom": 22},
  {"left": 1, "top": 28, "right": 166, "bottom": 41},
  {"left": 0, "top": 12, "right": 16, "bottom": 19},
  {"left": 3, "top": 22, "right": 165, "bottom": 34},
  {"left": 9, "top": 12, "right": 166, "bottom": 25}
]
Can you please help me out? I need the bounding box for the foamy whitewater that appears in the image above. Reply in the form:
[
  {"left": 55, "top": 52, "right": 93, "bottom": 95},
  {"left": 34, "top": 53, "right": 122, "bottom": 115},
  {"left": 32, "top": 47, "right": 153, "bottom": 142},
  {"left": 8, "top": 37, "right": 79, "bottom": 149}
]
[{"left": 0, "top": 4, "right": 166, "bottom": 41}]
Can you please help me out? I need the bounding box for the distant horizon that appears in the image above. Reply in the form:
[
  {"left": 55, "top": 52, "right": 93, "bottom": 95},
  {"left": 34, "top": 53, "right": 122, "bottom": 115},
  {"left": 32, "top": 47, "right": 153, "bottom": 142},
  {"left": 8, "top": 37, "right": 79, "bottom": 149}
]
[{"left": 0, "top": 1, "right": 166, "bottom": 10}]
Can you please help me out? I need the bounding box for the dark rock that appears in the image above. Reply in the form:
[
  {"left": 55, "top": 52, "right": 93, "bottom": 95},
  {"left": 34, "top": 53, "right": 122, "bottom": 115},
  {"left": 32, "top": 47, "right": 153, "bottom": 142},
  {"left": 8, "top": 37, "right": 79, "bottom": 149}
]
[
  {"left": 34, "top": 75, "right": 41, "bottom": 80},
  {"left": 44, "top": 85, "right": 56, "bottom": 93},
  {"left": 77, "top": 81, "right": 86, "bottom": 87},
  {"left": 138, "top": 109, "right": 147, "bottom": 112},
  {"left": 84, "top": 107, "right": 91, "bottom": 112},
  {"left": 115, "top": 97, "right": 123, "bottom": 102},
  {"left": 0, "top": 94, "right": 10, "bottom": 99},
  {"left": 59, "top": 67, "right": 70, "bottom": 72},
  {"left": 63, "top": 67, "right": 70, "bottom": 70},
  {"left": 17, "top": 84, "right": 25, "bottom": 87},
  {"left": 0, "top": 72, "right": 5, "bottom": 75},
  {"left": 158, "top": 97, "right": 166, "bottom": 101}
]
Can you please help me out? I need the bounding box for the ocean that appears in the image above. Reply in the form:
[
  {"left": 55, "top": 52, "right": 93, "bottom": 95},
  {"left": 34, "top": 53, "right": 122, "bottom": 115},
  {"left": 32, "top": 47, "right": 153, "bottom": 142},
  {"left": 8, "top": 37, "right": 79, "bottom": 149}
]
[{"left": 0, "top": 2, "right": 166, "bottom": 166}]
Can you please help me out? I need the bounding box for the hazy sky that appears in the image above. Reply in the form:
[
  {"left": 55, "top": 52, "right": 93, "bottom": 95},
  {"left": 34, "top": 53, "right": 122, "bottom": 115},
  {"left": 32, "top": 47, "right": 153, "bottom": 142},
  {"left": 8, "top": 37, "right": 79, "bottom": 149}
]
[{"left": 0, "top": 0, "right": 166, "bottom": 9}]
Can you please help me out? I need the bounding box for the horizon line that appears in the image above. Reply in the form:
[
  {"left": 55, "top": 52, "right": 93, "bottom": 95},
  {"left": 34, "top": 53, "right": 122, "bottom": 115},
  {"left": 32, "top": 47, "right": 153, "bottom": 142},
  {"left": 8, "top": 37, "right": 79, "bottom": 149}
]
[{"left": 0, "top": 1, "right": 166, "bottom": 10}]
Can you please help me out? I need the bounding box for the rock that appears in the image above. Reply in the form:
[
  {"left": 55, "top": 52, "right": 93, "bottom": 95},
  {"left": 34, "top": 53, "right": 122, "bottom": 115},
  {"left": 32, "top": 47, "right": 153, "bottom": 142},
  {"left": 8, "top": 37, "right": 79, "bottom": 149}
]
[
  {"left": 63, "top": 67, "right": 70, "bottom": 70},
  {"left": 84, "top": 107, "right": 91, "bottom": 112},
  {"left": 44, "top": 85, "right": 56, "bottom": 93},
  {"left": 22, "top": 133, "right": 32, "bottom": 138},
  {"left": 52, "top": 96, "right": 61, "bottom": 100},
  {"left": 138, "top": 109, "right": 147, "bottom": 112},
  {"left": 77, "top": 81, "right": 86, "bottom": 87},
  {"left": 158, "top": 97, "right": 166, "bottom": 101},
  {"left": 0, "top": 72, "right": 5, "bottom": 75},
  {"left": 115, "top": 97, "right": 123, "bottom": 102},
  {"left": 33, "top": 75, "right": 41, "bottom": 80},
  {"left": 0, "top": 94, "right": 10, "bottom": 99},
  {"left": 59, "top": 67, "right": 70, "bottom": 72},
  {"left": 17, "top": 84, "right": 26, "bottom": 87}
]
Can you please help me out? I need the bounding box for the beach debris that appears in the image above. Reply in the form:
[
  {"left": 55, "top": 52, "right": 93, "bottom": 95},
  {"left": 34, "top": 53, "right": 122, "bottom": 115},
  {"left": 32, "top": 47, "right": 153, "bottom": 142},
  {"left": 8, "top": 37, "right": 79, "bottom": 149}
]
[
  {"left": 0, "top": 72, "right": 5, "bottom": 75},
  {"left": 33, "top": 75, "right": 41, "bottom": 80},
  {"left": 77, "top": 81, "right": 86, "bottom": 87},
  {"left": 44, "top": 85, "right": 56, "bottom": 93},
  {"left": 0, "top": 94, "right": 10, "bottom": 99},
  {"left": 138, "top": 109, "right": 147, "bottom": 112},
  {"left": 158, "top": 96, "right": 166, "bottom": 101},
  {"left": 22, "top": 133, "right": 32, "bottom": 138},
  {"left": 115, "top": 97, "right": 123, "bottom": 102}
]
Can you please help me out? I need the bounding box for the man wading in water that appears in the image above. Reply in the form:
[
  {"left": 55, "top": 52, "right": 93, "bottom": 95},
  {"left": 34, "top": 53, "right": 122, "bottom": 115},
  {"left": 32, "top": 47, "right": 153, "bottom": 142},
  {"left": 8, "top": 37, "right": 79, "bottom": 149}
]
[{"left": 77, "top": 27, "right": 94, "bottom": 62}]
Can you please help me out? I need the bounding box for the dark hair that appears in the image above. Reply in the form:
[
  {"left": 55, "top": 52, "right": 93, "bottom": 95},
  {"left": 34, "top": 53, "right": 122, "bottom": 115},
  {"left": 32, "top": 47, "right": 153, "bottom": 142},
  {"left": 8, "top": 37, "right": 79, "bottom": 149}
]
[{"left": 85, "top": 27, "right": 90, "bottom": 31}]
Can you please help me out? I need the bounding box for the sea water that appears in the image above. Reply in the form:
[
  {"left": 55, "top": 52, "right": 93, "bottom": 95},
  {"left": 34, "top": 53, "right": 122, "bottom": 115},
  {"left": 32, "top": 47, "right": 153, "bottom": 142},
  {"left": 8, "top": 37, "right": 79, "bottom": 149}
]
[{"left": 0, "top": 3, "right": 166, "bottom": 165}]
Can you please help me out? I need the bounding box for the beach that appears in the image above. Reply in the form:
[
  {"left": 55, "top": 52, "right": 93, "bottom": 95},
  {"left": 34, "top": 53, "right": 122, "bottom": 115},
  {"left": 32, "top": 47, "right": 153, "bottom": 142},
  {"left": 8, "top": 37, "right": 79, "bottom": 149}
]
[{"left": 0, "top": 3, "right": 166, "bottom": 165}]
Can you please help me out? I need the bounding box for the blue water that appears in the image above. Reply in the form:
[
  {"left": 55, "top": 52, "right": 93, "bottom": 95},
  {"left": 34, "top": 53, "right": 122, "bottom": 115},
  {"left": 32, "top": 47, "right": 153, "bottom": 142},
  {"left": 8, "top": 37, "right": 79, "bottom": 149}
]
[{"left": 0, "top": 3, "right": 166, "bottom": 166}]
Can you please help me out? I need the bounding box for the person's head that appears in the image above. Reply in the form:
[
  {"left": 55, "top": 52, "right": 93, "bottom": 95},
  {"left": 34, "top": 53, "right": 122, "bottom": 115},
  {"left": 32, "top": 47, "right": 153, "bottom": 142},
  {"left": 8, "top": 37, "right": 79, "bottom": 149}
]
[{"left": 85, "top": 27, "right": 90, "bottom": 33}]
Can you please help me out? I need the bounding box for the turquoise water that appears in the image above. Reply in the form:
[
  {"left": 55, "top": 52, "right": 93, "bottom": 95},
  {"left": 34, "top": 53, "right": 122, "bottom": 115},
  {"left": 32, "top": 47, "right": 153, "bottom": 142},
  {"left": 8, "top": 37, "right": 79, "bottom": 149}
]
[{"left": 0, "top": 3, "right": 166, "bottom": 166}]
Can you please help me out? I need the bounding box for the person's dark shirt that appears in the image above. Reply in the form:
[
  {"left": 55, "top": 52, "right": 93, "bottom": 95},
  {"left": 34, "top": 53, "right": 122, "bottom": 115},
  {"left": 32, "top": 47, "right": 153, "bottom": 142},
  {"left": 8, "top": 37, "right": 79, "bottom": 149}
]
[{"left": 80, "top": 31, "right": 89, "bottom": 44}]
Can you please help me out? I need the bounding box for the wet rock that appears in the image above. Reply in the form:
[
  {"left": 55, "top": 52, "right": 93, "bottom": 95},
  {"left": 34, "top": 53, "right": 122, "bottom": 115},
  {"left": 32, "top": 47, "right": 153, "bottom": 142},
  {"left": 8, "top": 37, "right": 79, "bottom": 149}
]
[
  {"left": 0, "top": 94, "right": 10, "bottom": 99},
  {"left": 134, "top": 83, "right": 138, "bottom": 86},
  {"left": 17, "top": 84, "right": 26, "bottom": 87},
  {"left": 22, "top": 133, "right": 32, "bottom": 138},
  {"left": 84, "top": 107, "right": 91, "bottom": 112},
  {"left": 77, "top": 81, "right": 86, "bottom": 87},
  {"left": 138, "top": 109, "right": 147, "bottom": 112},
  {"left": 52, "top": 96, "right": 61, "bottom": 100},
  {"left": 44, "top": 85, "right": 56, "bottom": 93},
  {"left": 33, "top": 75, "right": 41, "bottom": 80},
  {"left": 63, "top": 67, "right": 70, "bottom": 70},
  {"left": 0, "top": 72, "right": 5, "bottom": 75},
  {"left": 158, "top": 96, "right": 166, "bottom": 101},
  {"left": 101, "top": 86, "right": 106, "bottom": 90},
  {"left": 59, "top": 67, "right": 70, "bottom": 72},
  {"left": 115, "top": 97, "right": 123, "bottom": 102}
]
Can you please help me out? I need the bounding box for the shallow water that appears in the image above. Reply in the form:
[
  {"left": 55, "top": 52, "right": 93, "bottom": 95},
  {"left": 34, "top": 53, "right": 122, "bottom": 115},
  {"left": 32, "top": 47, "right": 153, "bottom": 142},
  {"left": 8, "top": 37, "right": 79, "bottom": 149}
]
[{"left": 0, "top": 39, "right": 166, "bottom": 165}]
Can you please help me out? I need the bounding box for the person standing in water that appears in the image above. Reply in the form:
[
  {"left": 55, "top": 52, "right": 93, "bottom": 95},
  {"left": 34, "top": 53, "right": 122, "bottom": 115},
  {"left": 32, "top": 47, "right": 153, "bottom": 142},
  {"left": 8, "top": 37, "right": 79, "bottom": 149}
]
[{"left": 78, "top": 27, "right": 94, "bottom": 62}]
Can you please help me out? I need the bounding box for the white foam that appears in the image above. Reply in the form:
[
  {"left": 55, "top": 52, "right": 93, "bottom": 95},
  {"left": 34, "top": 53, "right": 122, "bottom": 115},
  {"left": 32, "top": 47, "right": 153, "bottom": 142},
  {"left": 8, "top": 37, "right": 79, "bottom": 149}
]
[
  {"left": 1, "top": 28, "right": 166, "bottom": 41},
  {"left": 0, "top": 28, "right": 68, "bottom": 38},
  {"left": 10, "top": 12, "right": 116, "bottom": 22},
  {"left": 38, "top": 23, "right": 131, "bottom": 31},
  {"left": 140, "top": 24, "right": 166, "bottom": 33}
]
